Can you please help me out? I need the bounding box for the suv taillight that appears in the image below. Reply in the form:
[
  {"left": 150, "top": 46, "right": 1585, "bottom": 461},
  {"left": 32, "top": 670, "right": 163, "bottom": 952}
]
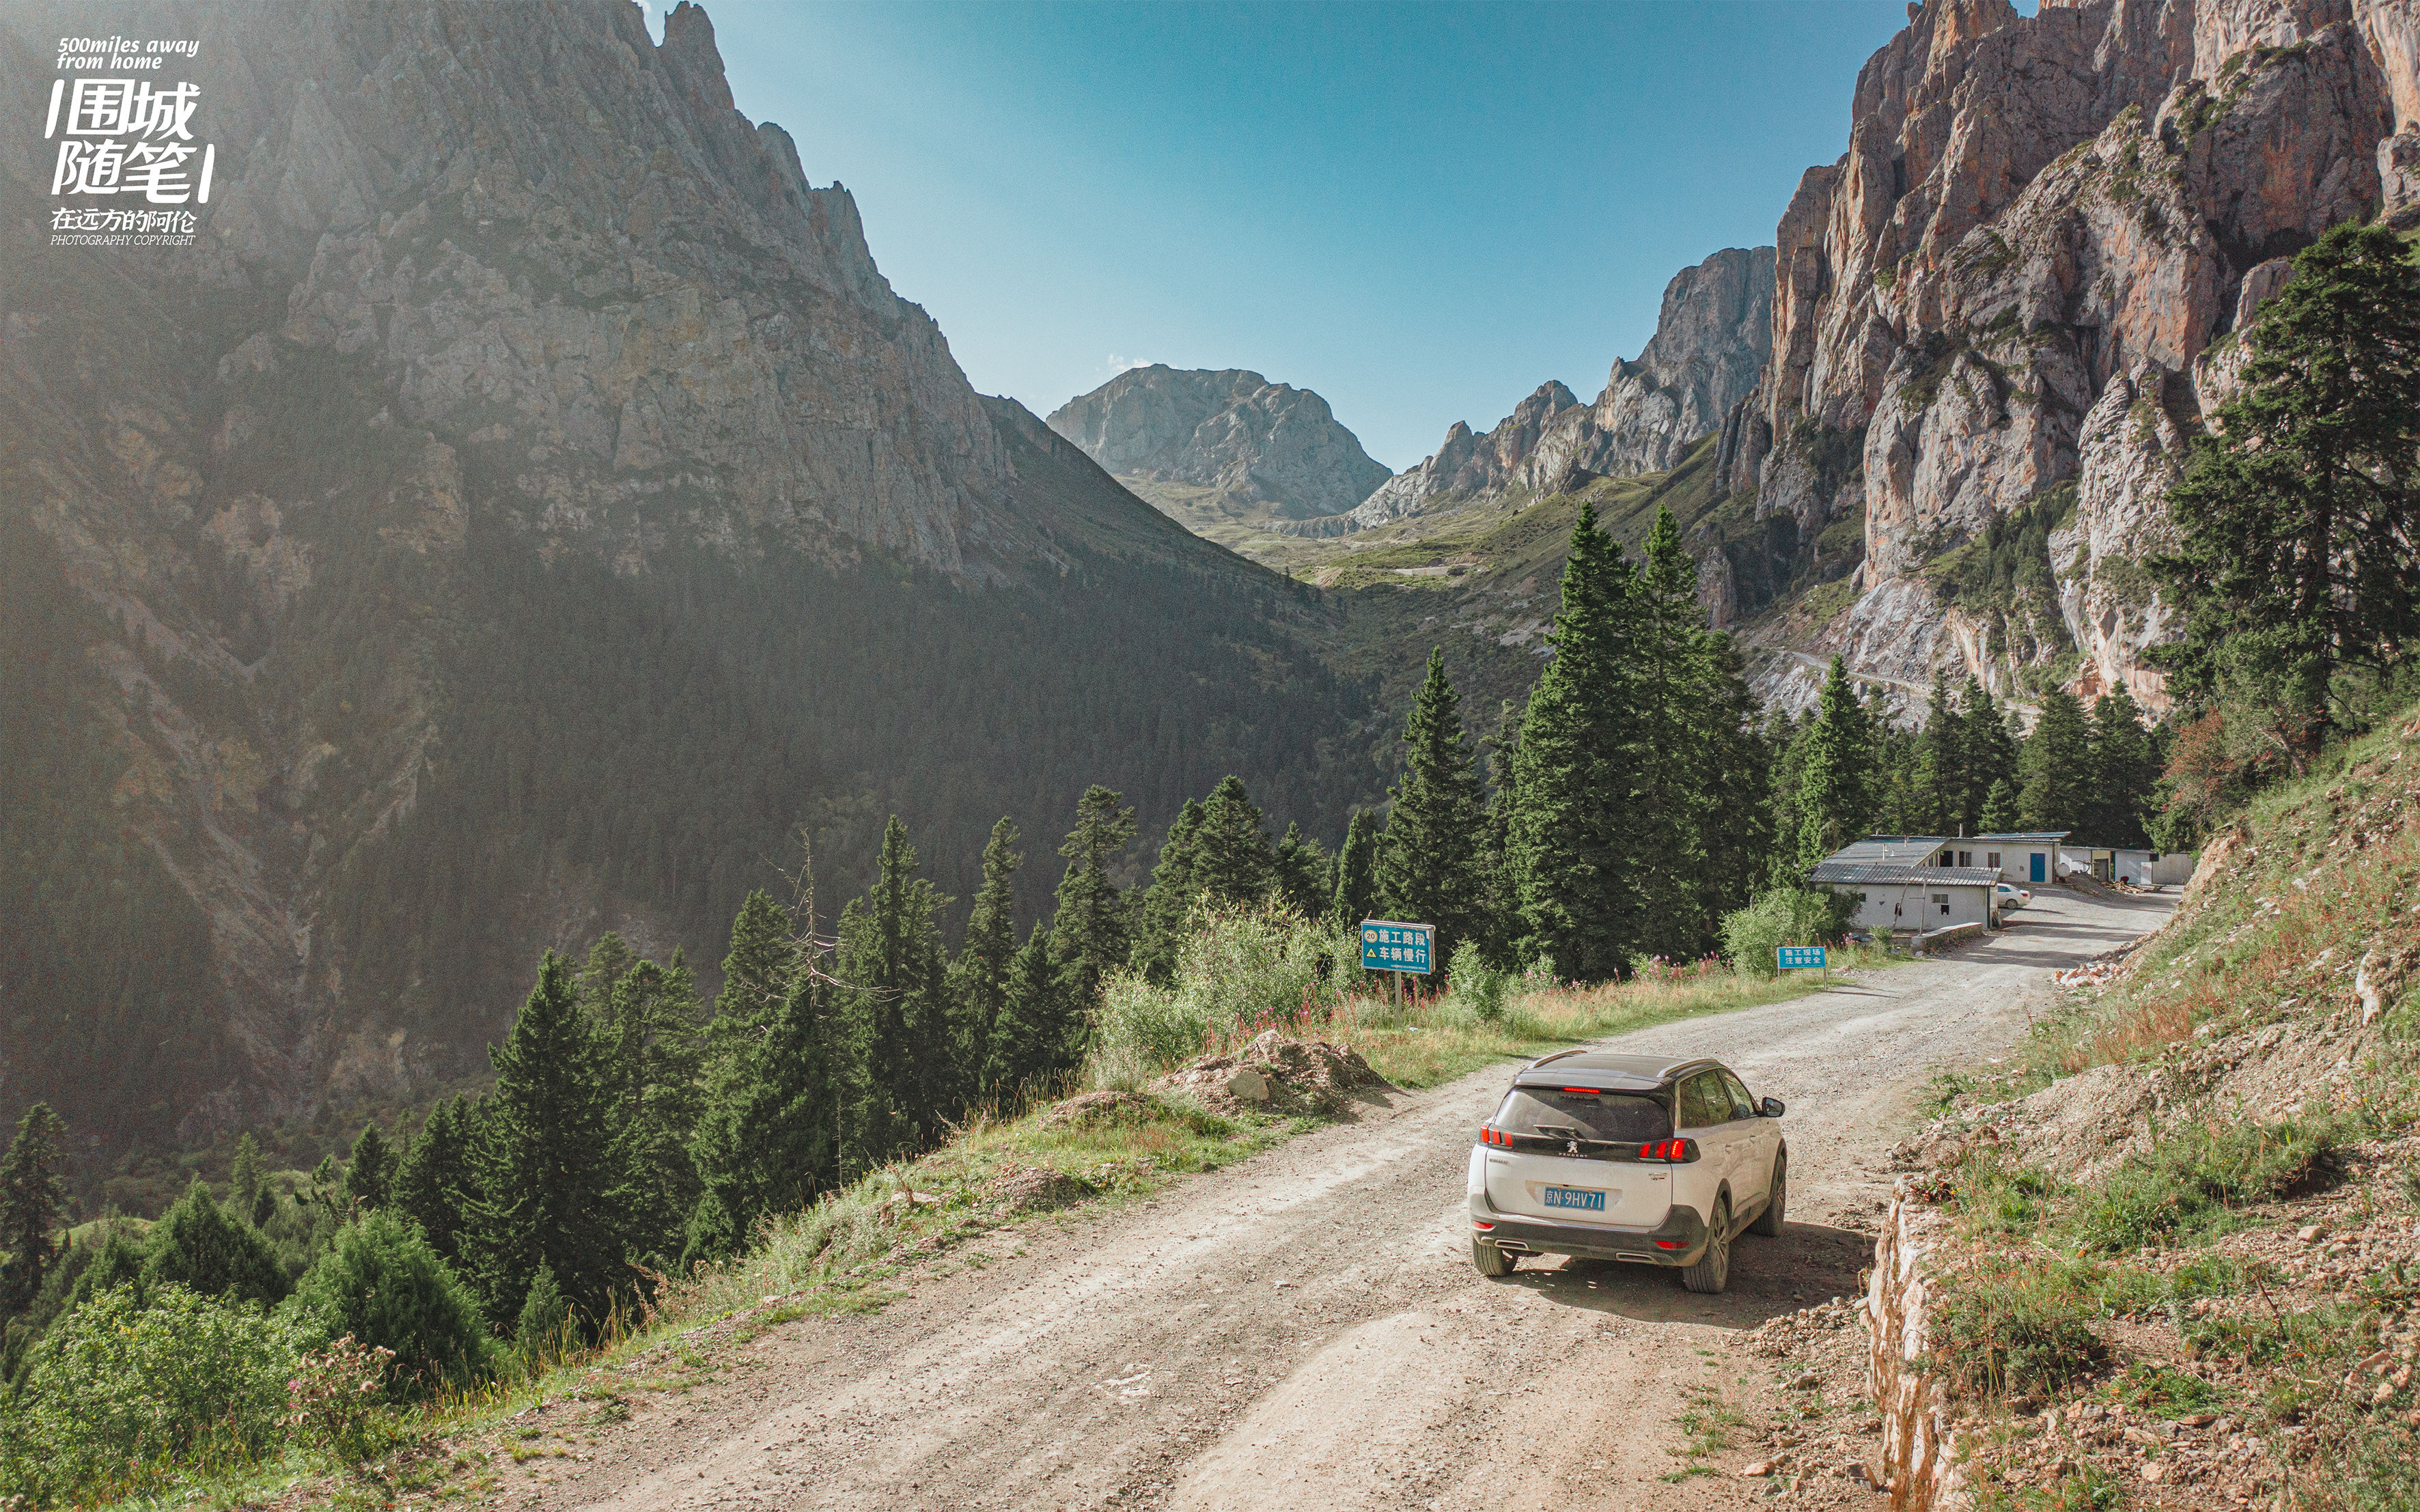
[{"left": 1637, "top": 1138, "right": 1699, "bottom": 1163}]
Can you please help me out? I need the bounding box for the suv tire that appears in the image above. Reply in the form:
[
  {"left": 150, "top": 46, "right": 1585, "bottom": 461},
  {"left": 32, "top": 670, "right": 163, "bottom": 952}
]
[
  {"left": 1471, "top": 1235, "right": 1516, "bottom": 1278},
  {"left": 1749, "top": 1149, "right": 1787, "bottom": 1237},
  {"left": 1680, "top": 1199, "right": 1731, "bottom": 1293}
]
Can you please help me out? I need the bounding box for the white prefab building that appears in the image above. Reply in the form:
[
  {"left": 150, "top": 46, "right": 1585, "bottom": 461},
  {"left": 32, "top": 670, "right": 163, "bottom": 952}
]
[
  {"left": 2059, "top": 845, "right": 2193, "bottom": 888},
  {"left": 1809, "top": 838, "right": 2004, "bottom": 932},
  {"left": 1973, "top": 832, "right": 2071, "bottom": 888}
]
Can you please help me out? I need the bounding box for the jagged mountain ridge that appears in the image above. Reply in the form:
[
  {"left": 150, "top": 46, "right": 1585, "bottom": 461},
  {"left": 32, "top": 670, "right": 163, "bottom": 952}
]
[
  {"left": 0, "top": 0, "right": 1374, "bottom": 1162},
  {"left": 1045, "top": 365, "right": 1391, "bottom": 531},
  {"left": 1728, "top": 0, "right": 2420, "bottom": 717},
  {"left": 1348, "top": 246, "right": 1776, "bottom": 531}
]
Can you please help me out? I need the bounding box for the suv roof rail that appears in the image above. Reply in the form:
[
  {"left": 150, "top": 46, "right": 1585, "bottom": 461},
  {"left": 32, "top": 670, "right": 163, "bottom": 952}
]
[{"left": 1527, "top": 1049, "right": 1585, "bottom": 1069}]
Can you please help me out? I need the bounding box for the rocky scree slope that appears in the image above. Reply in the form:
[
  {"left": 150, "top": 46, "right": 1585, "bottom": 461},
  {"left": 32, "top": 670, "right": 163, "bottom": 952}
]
[
  {"left": 1731, "top": 0, "right": 2420, "bottom": 719},
  {"left": 1045, "top": 365, "right": 1392, "bottom": 531},
  {"left": 0, "top": 0, "right": 1369, "bottom": 1164},
  {"left": 1853, "top": 709, "right": 2420, "bottom": 1509},
  {"left": 1348, "top": 245, "right": 1774, "bottom": 531}
]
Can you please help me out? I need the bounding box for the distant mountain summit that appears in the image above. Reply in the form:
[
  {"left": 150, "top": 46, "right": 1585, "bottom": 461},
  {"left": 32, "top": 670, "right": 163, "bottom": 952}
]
[
  {"left": 1351, "top": 247, "right": 1775, "bottom": 529},
  {"left": 1047, "top": 367, "right": 1391, "bottom": 532}
]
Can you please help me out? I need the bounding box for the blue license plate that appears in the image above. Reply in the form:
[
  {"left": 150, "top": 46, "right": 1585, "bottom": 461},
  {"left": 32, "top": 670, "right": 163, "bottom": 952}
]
[{"left": 1542, "top": 1186, "right": 1605, "bottom": 1212}]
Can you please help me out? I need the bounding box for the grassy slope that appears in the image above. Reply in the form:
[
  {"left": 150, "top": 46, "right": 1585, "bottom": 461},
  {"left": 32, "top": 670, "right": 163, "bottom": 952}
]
[
  {"left": 1910, "top": 708, "right": 2420, "bottom": 1511},
  {"left": 178, "top": 947, "right": 1900, "bottom": 1510}
]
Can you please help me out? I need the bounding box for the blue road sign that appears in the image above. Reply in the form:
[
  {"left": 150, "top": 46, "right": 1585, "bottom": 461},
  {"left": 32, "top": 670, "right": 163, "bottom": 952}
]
[
  {"left": 1777, "top": 944, "right": 1827, "bottom": 970},
  {"left": 1361, "top": 920, "right": 1434, "bottom": 974}
]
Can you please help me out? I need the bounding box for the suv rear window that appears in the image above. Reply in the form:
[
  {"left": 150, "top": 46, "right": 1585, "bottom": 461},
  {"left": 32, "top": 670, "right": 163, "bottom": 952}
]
[{"left": 1494, "top": 1088, "right": 1670, "bottom": 1143}]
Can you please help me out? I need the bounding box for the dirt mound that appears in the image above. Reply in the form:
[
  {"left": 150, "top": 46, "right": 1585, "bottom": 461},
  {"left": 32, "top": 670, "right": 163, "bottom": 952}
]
[
  {"left": 1150, "top": 1029, "right": 1393, "bottom": 1119},
  {"left": 1039, "top": 1089, "right": 1158, "bottom": 1129},
  {"left": 986, "top": 1164, "right": 1098, "bottom": 1216}
]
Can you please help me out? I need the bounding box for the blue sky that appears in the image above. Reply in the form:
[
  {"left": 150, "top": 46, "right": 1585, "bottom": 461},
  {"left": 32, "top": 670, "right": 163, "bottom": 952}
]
[{"left": 656, "top": 1, "right": 1919, "bottom": 471}]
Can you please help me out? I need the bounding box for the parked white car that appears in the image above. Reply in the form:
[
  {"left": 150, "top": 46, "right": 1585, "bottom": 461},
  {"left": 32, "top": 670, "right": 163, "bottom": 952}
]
[
  {"left": 1994, "top": 883, "right": 2032, "bottom": 908},
  {"left": 1466, "top": 1052, "right": 1785, "bottom": 1293}
]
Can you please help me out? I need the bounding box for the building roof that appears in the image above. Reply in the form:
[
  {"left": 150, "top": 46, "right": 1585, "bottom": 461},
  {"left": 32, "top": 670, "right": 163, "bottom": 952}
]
[
  {"left": 1975, "top": 831, "right": 2071, "bottom": 842},
  {"left": 1809, "top": 862, "right": 2003, "bottom": 887},
  {"left": 1828, "top": 835, "right": 1958, "bottom": 867}
]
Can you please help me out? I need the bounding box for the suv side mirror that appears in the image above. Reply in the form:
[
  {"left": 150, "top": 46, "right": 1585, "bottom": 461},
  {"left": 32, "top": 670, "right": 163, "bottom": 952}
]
[{"left": 1760, "top": 1097, "right": 1785, "bottom": 1117}]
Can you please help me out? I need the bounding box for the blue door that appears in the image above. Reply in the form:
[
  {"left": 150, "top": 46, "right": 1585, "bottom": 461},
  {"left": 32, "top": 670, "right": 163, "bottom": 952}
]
[{"left": 2029, "top": 852, "right": 2045, "bottom": 883}]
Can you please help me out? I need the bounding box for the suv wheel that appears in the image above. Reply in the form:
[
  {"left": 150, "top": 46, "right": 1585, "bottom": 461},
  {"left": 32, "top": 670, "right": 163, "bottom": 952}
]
[
  {"left": 1680, "top": 1199, "right": 1731, "bottom": 1293},
  {"left": 1471, "top": 1235, "right": 1516, "bottom": 1278},
  {"left": 1749, "top": 1150, "right": 1787, "bottom": 1237}
]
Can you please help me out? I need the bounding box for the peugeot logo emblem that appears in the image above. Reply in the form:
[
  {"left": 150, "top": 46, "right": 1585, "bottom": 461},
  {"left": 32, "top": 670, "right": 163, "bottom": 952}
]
[{"left": 1566, "top": 1140, "right": 1579, "bottom": 1156}]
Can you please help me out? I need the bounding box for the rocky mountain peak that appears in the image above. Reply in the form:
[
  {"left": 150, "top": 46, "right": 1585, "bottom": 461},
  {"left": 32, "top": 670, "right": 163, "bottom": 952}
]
[
  {"left": 1046, "top": 365, "right": 1391, "bottom": 522},
  {"left": 1351, "top": 249, "right": 1774, "bottom": 529}
]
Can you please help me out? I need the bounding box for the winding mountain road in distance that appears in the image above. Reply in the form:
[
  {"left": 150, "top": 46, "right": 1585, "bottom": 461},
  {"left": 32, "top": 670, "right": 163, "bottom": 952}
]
[{"left": 521, "top": 889, "right": 2170, "bottom": 1512}]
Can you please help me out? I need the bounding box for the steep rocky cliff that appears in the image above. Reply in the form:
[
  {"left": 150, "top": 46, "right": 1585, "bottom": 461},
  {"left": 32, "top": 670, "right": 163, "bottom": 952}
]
[
  {"left": 1738, "top": 0, "right": 2420, "bottom": 716},
  {"left": 0, "top": 0, "right": 1369, "bottom": 1163},
  {"left": 1347, "top": 246, "right": 1775, "bottom": 529},
  {"left": 1045, "top": 365, "right": 1391, "bottom": 531}
]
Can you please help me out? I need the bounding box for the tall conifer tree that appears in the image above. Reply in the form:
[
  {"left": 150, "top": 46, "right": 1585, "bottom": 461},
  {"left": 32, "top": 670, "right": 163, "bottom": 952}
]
[
  {"left": 686, "top": 954, "right": 841, "bottom": 1261},
  {"left": 952, "top": 817, "right": 1023, "bottom": 1057},
  {"left": 985, "top": 924, "right": 1082, "bottom": 1102},
  {"left": 1272, "top": 823, "right": 1332, "bottom": 921},
  {"left": 1132, "top": 799, "right": 1205, "bottom": 985},
  {"left": 2018, "top": 689, "right": 2094, "bottom": 834},
  {"left": 1795, "top": 656, "right": 1878, "bottom": 865},
  {"left": 464, "top": 953, "right": 629, "bottom": 1331},
  {"left": 0, "top": 1102, "right": 67, "bottom": 1316},
  {"left": 1191, "top": 776, "right": 1275, "bottom": 907},
  {"left": 836, "top": 818, "right": 954, "bottom": 1162},
  {"left": 1050, "top": 785, "right": 1137, "bottom": 1007},
  {"left": 1331, "top": 809, "right": 1380, "bottom": 931},
  {"left": 1630, "top": 508, "right": 1720, "bottom": 960},
  {"left": 1374, "top": 649, "right": 1490, "bottom": 975},
  {"left": 1507, "top": 502, "right": 1644, "bottom": 978},
  {"left": 344, "top": 1123, "right": 393, "bottom": 1210},
  {"left": 393, "top": 1095, "right": 479, "bottom": 1266},
  {"left": 2087, "top": 686, "right": 2158, "bottom": 848}
]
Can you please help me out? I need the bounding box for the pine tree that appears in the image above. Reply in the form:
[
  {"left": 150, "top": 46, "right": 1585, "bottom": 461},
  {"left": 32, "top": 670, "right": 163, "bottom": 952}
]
[
  {"left": 1271, "top": 823, "right": 1332, "bottom": 921},
  {"left": 1191, "top": 776, "right": 1275, "bottom": 907},
  {"left": 1690, "top": 633, "right": 1772, "bottom": 941},
  {"left": 1507, "top": 502, "right": 1644, "bottom": 979},
  {"left": 1794, "top": 656, "right": 1878, "bottom": 865},
  {"left": 574, "top": 932, "right": 641, "bottom": 1018},
  {"left": 1979, "top": 776, "right": 2022, "bottom": 832},
  {"left": 712, "top": 890, "right": 798, "bottom": 1035},
  {"left": 984, "top": 924, "right": 1081, "bottom": 1104},
  {"left": 600, "top": 953, "right": 706, "bottom": 1264},
  {"left": 686, "top": 953, "right": 842, "bottom": 1263},
  {"left": 2087, "top": 685, "right": 2159, "bottom": 848},
  {"left": 228, "top": 1130, "right": 264, "bottom": 1218},
  {"left": 344, "top": 1122, "right": 393, "bottom": 1210},
  {"left": 1628, "top": 508, "right": 1716, "bottom": 961},
  {"left": 2018, "top": 689, "right": 2094, "bottom": 835},
  {"left": 1374, "top": 648, "right": 1491, "bottom": 975},
  {"left": 1765, "top": 710, "right": 1810, "bottom": 858},
  {"left": 143, "top": 1177, "right": 286, "bottom": 1306},
  {"left": 835, "top": 817, "right": 956, "bottom": 1164},
  {"left": 0, "top": 1102, "right": 68, "bottom": 1316},
  {"left": 951, "top": 817, "right": 1022, "bottom": 1062},
  {"left": 1331, "top": 809, "right": 1380, "bottom": 930},
  {"left": 1958, "top": 678, "right": 2019, "bottom": 832},
  {"left": 2152, "top": 222, "right": 2420, "bottom": 742},
  {"left": 1050, "top": 785, "right": 1137, "bottom": 1007},
  {"left": 464, "top": 951, "right": 630, "bottom": 1332},
  {"left": 1132, "top": 798, "right": 1205, "bottom": 985},
  {"left": 393, "top": 1095, "right": 479, "bottom": 1266},
  {"left": 1912, "top": 673, "right": 1963, "bottom": 834}
]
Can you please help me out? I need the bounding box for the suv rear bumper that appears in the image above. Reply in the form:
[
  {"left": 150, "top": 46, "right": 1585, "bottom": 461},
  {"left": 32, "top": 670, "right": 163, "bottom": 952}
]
[{"left": 1469, "top": 1195, "right": 1710, "bottom": 1267}]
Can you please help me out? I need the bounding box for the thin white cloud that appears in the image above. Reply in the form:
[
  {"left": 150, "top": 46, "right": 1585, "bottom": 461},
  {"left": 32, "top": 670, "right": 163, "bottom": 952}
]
[{"left": 1104, "top": 353, "right": 1152, "bottom": 373}]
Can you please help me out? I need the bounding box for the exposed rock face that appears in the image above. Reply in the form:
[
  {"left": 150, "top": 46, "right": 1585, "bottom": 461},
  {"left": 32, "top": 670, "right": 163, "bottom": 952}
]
[
  {"left": 1348, "top": 247, "right": 1775, "bottom": 531},
  {"left": 1349, "top": 382, "right": 1583, "bottom": 527},
  {"left": 1517, "top": 247, "right": 1778, "bottom": 492},
  {"left": 1046, "top": 366, "right": 1390, "bottom": 520},
  {"left": 1744, "top": 0, "right": 2420, "bottom": 716}
]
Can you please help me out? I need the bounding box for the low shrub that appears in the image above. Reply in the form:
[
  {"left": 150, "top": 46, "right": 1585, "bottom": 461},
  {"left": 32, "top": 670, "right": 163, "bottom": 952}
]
[
  {"left": 1092, "top": 904, "right": 1337, "bottom": 1082},
  {"left": 287, "top": 1209, "right": 498, "bottom": 1399},
  {"left": 0, "top": 1283, "right": 301, "bottom": 1507},
  {"left": 1934, "top": 1259, "right": 2106, "bottom": 1400},
  {"left": 1721, "top": 885, "right": 1842, "bottom": 979},
  {"left": 1445, "top": 942, "right": 1507, "bottom": 1022}
]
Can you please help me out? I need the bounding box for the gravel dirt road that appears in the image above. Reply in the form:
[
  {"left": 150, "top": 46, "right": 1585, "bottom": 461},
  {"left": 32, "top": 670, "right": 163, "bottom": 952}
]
[{"left": 507, "top": 888, "right": 2171, "bottom": 1512}]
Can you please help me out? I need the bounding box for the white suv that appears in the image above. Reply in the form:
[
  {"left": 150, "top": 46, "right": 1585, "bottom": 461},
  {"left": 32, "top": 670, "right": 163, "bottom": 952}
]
[{"left": 1465, "top": 1052, "right": 1785, "bottom": 1293}]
